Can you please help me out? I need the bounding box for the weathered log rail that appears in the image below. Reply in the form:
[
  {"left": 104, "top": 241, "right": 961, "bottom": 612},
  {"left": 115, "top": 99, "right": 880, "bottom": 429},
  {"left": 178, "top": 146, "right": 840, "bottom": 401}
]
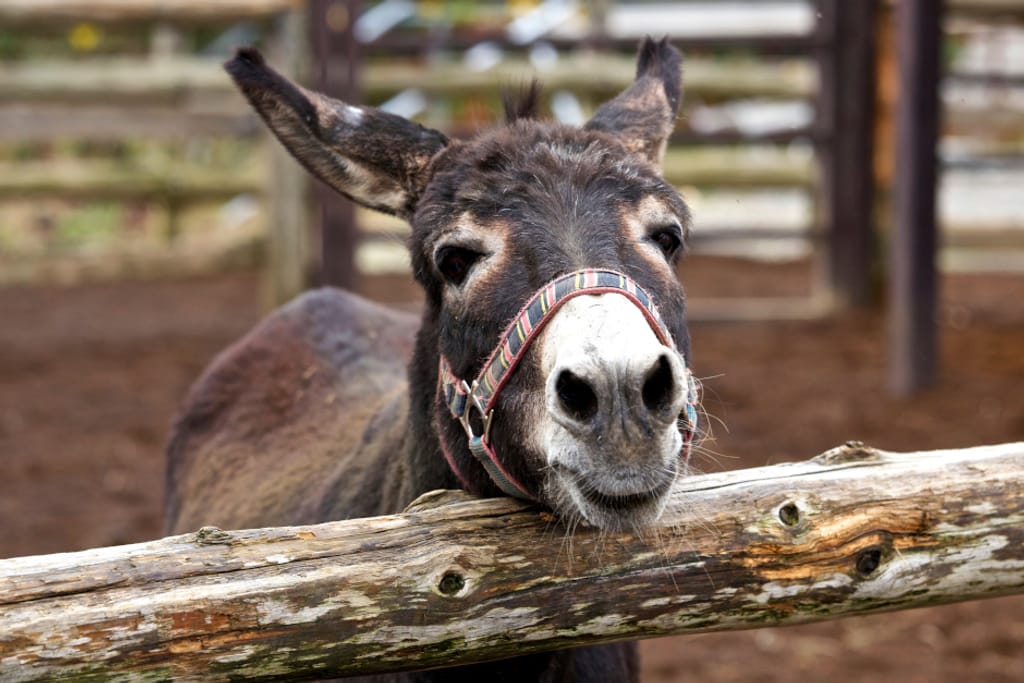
[{"left": 1, "top": 441, "right": 1022, "bottom": 681}]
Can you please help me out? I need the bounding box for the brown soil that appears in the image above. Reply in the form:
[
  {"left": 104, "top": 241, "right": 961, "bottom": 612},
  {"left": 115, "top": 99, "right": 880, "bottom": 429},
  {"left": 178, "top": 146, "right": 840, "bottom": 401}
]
[{"left": 1, "top": 257, "right": 1022, "bottom": 681}]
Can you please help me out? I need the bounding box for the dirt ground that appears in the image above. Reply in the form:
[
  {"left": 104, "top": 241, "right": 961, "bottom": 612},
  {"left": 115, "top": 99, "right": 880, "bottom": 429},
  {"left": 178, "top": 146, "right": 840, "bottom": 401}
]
[{"left": 1, "top": 256, "right": 1022, "bottom": 681}]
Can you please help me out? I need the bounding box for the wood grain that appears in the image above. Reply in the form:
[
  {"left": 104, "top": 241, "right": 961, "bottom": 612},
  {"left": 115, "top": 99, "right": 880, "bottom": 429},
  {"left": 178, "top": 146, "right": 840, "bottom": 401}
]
[{"left": 1, "top": 442, "right": 1022, "bottom": 681}]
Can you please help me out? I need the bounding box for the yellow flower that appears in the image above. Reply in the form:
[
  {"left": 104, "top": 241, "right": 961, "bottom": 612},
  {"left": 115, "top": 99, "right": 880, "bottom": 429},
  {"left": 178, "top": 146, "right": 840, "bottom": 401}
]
[{"left": 69, "top": 23, "right": 101, "bottom": 52}]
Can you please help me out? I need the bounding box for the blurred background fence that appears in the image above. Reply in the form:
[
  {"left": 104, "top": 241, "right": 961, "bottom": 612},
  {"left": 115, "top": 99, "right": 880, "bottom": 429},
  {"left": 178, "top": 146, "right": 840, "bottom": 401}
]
[
  {"left": 1, "top": 0, "right": 1023, "bottom": 373},
  {"left": 0, "top": 0, "right": 303, "bottom": 287}
]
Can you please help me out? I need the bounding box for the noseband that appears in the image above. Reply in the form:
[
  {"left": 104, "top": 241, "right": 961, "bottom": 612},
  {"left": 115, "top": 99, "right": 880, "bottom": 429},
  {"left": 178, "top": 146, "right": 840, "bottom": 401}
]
[{"left": 438, "top": 269, "right": 699, "bottom": 501}]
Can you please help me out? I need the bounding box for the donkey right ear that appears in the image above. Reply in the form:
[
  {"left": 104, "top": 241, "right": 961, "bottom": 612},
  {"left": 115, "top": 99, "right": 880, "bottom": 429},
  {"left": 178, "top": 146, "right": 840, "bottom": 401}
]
[
  {"left": 225, "top": 48, "right": 450, "bottom": 219},
  {"left": 584, "top": 37, "right": 682, "bottom": 169}
]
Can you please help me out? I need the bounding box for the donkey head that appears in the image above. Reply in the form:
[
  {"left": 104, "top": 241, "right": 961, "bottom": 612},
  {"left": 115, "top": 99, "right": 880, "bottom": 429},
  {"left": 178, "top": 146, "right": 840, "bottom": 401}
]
[{"left": 227, "top": 38, "right": 695, "bottom": 532}]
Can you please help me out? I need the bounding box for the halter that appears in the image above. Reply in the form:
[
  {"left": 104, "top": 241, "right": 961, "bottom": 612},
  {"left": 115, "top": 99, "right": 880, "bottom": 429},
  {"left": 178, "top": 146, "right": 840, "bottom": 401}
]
[{"left": 437, "top": 269, "right": 699, "bottom": 501}]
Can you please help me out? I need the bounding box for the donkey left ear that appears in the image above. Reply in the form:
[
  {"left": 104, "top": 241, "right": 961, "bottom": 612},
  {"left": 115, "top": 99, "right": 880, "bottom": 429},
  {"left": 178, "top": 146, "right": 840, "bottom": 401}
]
[
  {"left": 225, "top": 48, "right": 450, "bottom": 219},
  {"left": 584, "top": 37, "right": 682, "bottom": 168}
]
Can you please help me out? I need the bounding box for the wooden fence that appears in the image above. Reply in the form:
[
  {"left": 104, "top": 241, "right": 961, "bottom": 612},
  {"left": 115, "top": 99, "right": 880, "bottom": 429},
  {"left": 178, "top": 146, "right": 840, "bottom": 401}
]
[
  {"left": 4, "top": 1, "right": 1022, "bottom": 307},
  {"left": 0, "top": 0, "right": 309, "bottom": 301},
  {"left": 1, "top": 441, "right": 1022, "bottom": 681},
  {"left": 0, "top": 13, "right": 818, "bottom": 298}
]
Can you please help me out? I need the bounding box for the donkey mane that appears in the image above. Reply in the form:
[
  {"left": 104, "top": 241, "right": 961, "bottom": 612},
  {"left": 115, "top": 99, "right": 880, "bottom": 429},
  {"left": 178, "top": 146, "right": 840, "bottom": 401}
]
[{"left": 167, "top": 37, "right": 692, "bottom": 683}]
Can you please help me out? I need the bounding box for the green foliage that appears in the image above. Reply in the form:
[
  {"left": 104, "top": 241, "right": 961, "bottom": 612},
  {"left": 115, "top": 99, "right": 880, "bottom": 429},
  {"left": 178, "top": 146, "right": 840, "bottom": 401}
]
[
  {"left": 55, "top": 203, "right": 122, "bottom": 250},
  {"left": 0, "top": 30, "right": 20, "bottom": 60}
]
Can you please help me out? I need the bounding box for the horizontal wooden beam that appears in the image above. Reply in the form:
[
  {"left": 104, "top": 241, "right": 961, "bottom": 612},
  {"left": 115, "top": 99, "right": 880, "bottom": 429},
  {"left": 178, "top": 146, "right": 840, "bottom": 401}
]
[
  {"left": 0, "top": 58, "right": 241, "bottom": 104},
  {"left": 351, "top": 55, "right": 815, "bottom": 103},
  {"left": 0, "top": 238, "right": 263, "bottom": 287},
  {"left": 0, "top": 55, "right": 816, "bottom": 105},
  {"left": 0, "top": 147, "right": 814, "bottom": 202},
  {"left": 660, "top": 147, "right": 815, "bottom": 188},
  {"left": 0, "top": 105, "right": 255, "bottom": 142},
  {"left": 941, "top": 0, "right": 1024, "bottom": 17},
  {"left": 414, "top": 35, "right": 823, "bottom": 56},
  {"left": 0, "top": 0, "right": 300, "bottom": 25},
  {"left": 885, "top": 0, "right": 1024, "bottom": 17},
  {"left": 0, "top": 161, "right": 262, "bottom": 201},
  {"left": 1, "top": 442, "right": 1022, "bottom": 681}
]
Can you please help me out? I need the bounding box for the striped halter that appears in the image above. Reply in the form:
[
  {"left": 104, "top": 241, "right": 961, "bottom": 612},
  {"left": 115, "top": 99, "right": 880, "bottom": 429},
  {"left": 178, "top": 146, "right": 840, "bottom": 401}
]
[{"left": 437, "top": 269, "right": 699, "bottom": 501}]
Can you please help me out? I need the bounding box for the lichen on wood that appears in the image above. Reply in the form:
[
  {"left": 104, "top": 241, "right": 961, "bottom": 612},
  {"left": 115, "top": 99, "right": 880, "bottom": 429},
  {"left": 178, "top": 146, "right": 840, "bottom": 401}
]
[{"left": 0, "top": 441, "right": 1022, "bottom": 681}]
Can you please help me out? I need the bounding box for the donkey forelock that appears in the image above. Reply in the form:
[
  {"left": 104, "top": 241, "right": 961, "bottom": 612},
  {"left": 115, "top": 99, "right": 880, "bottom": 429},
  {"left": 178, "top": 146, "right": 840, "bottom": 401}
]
[{"left": 502, "top": 80, "right": 542, "bottom": 123}]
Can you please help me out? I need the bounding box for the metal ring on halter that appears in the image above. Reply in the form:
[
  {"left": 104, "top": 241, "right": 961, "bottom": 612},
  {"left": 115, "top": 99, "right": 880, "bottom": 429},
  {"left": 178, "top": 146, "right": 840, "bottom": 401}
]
[{"left": 457, "top": 380, "right": 494, "bottom": 444}]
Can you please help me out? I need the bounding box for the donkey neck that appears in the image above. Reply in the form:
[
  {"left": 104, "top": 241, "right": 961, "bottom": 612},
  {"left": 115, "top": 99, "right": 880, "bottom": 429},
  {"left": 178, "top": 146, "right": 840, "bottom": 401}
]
[
  {"left": 403, "top": 307, "right": 528, "bottom": 504},
  {"left": 400, "top": 311, "right": 465, "bottom": 502}
]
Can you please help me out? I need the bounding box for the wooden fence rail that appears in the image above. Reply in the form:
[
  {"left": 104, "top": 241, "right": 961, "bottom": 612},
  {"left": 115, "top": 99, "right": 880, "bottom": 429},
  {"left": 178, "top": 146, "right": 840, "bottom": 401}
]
[
  {"left": 0, "top": 0, "right": 301, "bottom": 25},
  {"left": 0, "top": 55, "right": 815, "bottom": 105},
  {"left": 0, "top": 149, "right": 814, "bottom": 203},
  {"left": 1, "top": 441, "right": 1022, "bottom": 681},
  {"left": 0, "top": 161, "right": 263, "bottom": 202}
]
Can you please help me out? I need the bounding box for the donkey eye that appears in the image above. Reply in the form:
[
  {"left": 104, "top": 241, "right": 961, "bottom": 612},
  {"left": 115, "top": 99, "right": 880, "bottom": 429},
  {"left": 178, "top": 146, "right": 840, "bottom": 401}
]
[
  {"left": 649, "top": 227, "right": 682, "bottom": 258},
  {"left": 435, "top": 246, "right": 482, "bottom": 286}
]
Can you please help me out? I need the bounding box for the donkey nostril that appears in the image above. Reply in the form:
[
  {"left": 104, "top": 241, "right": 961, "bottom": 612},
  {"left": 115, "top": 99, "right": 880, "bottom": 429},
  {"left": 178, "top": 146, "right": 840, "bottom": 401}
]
[
  {"left": 642, "top": 354, "right": 676, "bottom": 414},
  {"left": 556, "top": 370, "right": 598, "bottom": 423}
]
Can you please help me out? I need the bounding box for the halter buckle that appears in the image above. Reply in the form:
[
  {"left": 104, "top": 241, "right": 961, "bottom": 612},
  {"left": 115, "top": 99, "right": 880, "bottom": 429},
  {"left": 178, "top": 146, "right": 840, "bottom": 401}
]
[{"left": 458, "top": 380, "right": 494, "bottom": 443}]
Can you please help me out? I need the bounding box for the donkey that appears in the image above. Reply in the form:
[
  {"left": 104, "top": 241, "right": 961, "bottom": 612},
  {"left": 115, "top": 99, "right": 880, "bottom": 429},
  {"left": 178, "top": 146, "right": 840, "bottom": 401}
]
[{"left": 166, "top": 37, "right": 698, "bottom": 682}]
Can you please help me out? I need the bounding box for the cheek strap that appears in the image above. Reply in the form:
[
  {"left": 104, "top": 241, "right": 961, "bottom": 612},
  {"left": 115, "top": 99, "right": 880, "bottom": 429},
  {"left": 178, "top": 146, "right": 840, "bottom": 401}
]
[{"left": 437, "top": 269, "right": 699, "bottom": 500}]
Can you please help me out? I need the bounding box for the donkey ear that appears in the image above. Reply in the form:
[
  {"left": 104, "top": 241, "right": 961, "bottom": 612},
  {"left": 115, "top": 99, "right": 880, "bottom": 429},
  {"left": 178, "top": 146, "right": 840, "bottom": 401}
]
[
  {"left": 225, "top": 48, "right": 450, "bottom": 219},
  {"left": 584, "top": 37, "right": 682, "bottom": 168}
]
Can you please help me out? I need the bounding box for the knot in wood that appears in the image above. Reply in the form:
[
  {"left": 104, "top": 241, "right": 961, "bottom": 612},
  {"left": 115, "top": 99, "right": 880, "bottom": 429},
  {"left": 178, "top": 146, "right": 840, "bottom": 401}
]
[
  {"left": 813, "top": 441, "right": 881, "bottom": 465},
  {"left": 438, "top": 571, "right": 466, "bottom": 596},
  {"left": 194, "top": 526, "right": 233, "bottom": 545},
  {"left": 855, "top": 547, "right": 884, "bottom": 577},
  {"left": 778, "top": 502, "right": 801, "bottom": 527}
]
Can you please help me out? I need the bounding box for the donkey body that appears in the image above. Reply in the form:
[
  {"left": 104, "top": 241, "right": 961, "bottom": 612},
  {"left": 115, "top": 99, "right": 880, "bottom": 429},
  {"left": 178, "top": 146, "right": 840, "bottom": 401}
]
[{"left": 166, "top": 38, "right": 694, "bottom": 682}]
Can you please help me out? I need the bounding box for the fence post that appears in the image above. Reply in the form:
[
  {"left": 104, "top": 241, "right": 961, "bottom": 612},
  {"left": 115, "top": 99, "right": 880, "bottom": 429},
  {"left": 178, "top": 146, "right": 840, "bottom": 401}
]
[
  {"left": 265, "top": 7, "right": 313, "bottom": 307},
  {"left": 815, "top": 0, "right": 878, "bottom": 309},
  {"left": 311, "top": 0, "right": 361, "bottom": 291},
  {"left": 889, "top": 0, "right": 943, "bottom": 395}
]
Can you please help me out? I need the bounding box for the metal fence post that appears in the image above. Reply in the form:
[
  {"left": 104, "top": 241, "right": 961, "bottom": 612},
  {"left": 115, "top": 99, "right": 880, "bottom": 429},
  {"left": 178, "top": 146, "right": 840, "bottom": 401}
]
[{"left": 889, "top": 0, "right": 943, "bottom": 396}]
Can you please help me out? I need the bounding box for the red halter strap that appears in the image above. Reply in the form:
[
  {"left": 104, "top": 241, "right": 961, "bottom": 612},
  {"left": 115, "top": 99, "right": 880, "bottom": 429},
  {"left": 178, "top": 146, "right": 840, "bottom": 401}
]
[{"left": 437, "top": 269, "right": 698, "bottom": 500}]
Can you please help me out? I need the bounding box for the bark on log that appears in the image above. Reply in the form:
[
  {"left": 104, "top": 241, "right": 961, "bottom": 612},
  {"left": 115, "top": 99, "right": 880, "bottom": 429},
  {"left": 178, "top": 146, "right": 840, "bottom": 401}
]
[{"left": 1, "top": 442, "right": 1022, "bottom": 681}]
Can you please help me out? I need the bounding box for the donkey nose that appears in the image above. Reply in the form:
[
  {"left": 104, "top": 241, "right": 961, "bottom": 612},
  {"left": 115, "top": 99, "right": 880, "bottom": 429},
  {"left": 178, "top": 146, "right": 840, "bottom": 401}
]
[
  {"left": 549, "top": 349, "right": 687, "bottom": 436},
  {"left": 555, "top": 368, "right": 600, "bottom": 423},
  {"left": 641, "top": 353, "right": 679, "bottom": 416}
]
